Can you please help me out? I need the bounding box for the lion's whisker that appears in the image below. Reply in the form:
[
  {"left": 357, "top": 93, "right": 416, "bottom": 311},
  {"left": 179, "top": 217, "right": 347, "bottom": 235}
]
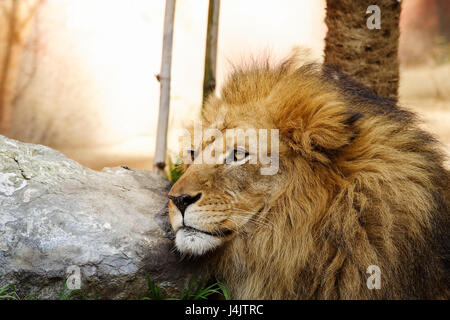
[
  {"left": 228, "top": 208, "right": 276, "bottom": 226},
  {"left": 225, "top": 213, "right": 275, "bottom": 230}
]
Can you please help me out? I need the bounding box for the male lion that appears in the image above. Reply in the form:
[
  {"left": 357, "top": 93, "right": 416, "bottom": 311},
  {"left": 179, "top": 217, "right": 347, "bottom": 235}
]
[{"left": 167, "top": 56, "right": 449, "bottom": 299}]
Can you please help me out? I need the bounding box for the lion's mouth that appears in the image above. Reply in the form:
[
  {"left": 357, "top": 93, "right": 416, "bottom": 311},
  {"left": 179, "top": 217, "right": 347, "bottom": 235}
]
[{"left": 182, "top": 226, "right": 233, "bottom": 237}]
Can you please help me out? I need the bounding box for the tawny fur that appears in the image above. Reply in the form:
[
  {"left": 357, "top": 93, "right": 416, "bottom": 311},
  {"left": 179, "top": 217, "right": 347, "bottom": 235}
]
[{"left": 169, "top": 56, "right": 450, "bottom": 299}]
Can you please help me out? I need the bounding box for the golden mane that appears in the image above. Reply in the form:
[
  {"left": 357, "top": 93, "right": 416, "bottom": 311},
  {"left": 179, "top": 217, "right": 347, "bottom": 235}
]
[{"left": 171, "top": 56, "right": 450, "bottom": 299}]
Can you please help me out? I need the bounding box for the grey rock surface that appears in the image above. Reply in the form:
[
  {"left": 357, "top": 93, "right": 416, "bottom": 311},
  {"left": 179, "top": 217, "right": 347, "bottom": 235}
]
[{"left": 0, "top": 135, "right": 201, "bottom": 299}]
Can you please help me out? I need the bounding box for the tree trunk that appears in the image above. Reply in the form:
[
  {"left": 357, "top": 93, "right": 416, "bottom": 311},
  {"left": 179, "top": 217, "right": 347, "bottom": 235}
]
[
  {"left": 202, "top": 0, "right": 220, "bottom": 106},
  {"left": 324, "top": 0, "right": 401, "bottom": 100},
  {"left": 154, "top": 0, "right": 176, "bottom": 175}
]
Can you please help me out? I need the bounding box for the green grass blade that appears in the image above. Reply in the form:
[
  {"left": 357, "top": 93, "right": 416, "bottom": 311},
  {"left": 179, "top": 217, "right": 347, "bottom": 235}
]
[{"left": 217, "top": 282, "right": 231, "bottom": 300}]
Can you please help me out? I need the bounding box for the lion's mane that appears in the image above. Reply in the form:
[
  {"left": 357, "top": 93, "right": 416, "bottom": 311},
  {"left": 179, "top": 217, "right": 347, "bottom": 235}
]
[{"left": 203, "top": 58, "right": 449, "bottom": 299}]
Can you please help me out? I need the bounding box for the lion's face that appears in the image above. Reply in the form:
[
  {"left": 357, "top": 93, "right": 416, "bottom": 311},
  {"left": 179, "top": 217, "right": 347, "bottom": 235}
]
[
  {"left": 168, "top": 62, "right": 360, "bottom": 256},
  {"left": 168, "top": 115, "right": 284, "bottom": 256}
]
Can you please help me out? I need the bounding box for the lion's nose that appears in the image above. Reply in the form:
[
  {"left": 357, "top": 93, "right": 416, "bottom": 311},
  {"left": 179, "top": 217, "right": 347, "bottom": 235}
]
[{"left": 168, "top": 193, "right": 202, "bottom": 216}]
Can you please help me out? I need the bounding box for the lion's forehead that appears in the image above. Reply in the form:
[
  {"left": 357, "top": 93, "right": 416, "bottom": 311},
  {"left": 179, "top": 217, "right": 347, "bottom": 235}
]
[{"left": 196, "top": 126, "right": 273, "bottom": 149}]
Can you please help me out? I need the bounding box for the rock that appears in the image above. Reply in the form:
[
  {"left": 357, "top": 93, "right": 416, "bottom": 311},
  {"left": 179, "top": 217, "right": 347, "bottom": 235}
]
[{"left": 0, "top": 135, "right": 200, "bottom": 299}]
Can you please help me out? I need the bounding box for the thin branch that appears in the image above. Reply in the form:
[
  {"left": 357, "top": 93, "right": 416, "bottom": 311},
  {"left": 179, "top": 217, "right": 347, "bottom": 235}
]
[{"left": 153, "top": 0, "right": 176, "bottom": 174}]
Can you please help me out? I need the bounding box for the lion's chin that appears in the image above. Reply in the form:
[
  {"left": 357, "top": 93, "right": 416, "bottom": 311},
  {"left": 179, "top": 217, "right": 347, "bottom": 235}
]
[{"left": 175, "top": 227, "right": 224, "bottom": 256}]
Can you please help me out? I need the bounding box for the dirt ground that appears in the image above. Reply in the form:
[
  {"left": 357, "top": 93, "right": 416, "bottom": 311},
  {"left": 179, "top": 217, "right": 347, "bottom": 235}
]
[{"left": 60, "top": 63, "right": 450, "bottom": 171}]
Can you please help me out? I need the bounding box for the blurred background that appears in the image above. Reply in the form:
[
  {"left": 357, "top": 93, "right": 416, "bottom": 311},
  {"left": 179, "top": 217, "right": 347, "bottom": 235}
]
[{"left": 0, "top": 0, "right": 449, "bottom": 170}]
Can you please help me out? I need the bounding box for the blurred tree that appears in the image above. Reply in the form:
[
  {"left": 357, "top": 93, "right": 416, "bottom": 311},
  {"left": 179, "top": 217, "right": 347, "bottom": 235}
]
[
  {"left": 400, "top": 0, "right": 450, "bottom": 65},
  {"left": 324, "top": 0, "right": 401, "bottom": 100},
  {"left": 436, "top": 0, "right": 450, "bottom": 42},
  {"left": 0, "top": 0, "right": 41, "bottom": 135}
]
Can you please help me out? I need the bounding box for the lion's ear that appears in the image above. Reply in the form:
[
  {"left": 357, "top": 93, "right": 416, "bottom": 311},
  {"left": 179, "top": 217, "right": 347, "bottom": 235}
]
[{"left": 272, "top": 88, "right": 362, "bottom": 164}]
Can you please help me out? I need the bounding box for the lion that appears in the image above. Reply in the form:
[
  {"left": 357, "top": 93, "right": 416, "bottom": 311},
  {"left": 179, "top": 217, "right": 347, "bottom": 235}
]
[{"left": 167, "top": 55, "right": 450, "bottom": 299}]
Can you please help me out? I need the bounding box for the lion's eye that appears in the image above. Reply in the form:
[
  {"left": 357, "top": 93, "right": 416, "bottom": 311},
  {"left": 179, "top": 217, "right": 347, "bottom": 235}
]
[
  {"left": 188, "top": 149, "right": 197, "bottom": 162},
  {"left": 231, "top": 148, "right": 249, "bottom": 163}
]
